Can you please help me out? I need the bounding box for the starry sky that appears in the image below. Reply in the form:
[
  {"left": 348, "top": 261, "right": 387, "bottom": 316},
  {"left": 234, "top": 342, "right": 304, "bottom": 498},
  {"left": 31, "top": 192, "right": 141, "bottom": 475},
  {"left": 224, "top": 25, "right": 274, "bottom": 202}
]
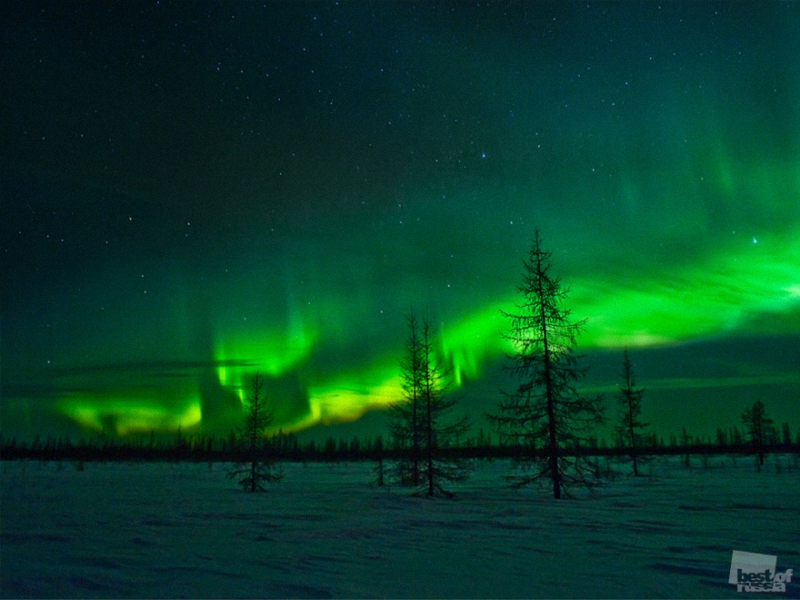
[{"left": 2, "top": 1, "right": 799, "bottom": 443}]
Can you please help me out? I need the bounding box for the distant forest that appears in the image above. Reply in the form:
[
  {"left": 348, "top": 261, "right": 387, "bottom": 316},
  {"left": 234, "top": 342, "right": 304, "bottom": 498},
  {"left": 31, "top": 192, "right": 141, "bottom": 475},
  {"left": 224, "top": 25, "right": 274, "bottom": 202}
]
[{"left": 2, "top": 426, "right": 798, "bottom": 464}]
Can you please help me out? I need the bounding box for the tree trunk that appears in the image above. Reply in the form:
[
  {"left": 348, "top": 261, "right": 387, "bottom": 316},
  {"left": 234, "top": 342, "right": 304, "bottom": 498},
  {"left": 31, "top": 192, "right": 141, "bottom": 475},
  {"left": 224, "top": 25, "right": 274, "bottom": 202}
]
[
  {"left": 543, "top": 331, "right": 560, "bottom": 499},
  {"left": 412, "top": 396, "right": 419, "bottom": 486},
  {"left": 629, "top": 412, "right": 639, "bottom": 476},
  {"left": 548, "top": 431, "right": 560, "bottom": 498},
  {"left": 538, "top": 263, "right": 561, "bottom": 499},
  {"left": 427, "top": 391, "right": 434, "bottom": 497}
]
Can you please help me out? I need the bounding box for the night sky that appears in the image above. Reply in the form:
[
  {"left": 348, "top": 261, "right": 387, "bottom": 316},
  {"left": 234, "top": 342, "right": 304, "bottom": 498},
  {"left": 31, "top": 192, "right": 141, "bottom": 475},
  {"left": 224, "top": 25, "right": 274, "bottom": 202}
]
[{"left": 2, "top": 2, "right": 799, "bottom": 442}]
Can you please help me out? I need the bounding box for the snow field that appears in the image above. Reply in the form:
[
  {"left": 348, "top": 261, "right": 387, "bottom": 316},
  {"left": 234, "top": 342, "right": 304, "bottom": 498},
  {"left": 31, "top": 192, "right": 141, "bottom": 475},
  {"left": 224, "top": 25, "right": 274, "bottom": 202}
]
[{"left": 2, "top": 455, "right": 799, "bottom": 598}]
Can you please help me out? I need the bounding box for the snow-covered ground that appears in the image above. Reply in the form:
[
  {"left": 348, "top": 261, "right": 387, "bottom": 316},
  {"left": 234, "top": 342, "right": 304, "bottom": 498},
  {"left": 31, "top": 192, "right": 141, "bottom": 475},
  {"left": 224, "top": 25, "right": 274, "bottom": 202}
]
[{"left": 2, "top": 455, "right": 798, "bottom": 598}]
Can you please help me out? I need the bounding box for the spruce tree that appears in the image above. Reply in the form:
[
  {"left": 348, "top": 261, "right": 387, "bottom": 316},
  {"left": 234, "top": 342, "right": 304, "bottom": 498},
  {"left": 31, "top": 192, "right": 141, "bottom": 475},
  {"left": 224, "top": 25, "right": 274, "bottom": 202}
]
[
  {"left": 741, "top": 399, "right": 774, "bottom": 470},
  {"left": 417, "top": 318, "right": 470, "bottom": 497},
  {"left": 389, "top": 312, "right": 470, "bottom": 496},
  {"left": 615, "top": 350, "right": 648, "bottom": 476},
  {"left": 489, "top": 230, "right": 604, "bottom": 498},
  {"left": 228, "top": 372, "right": 282, "bottom": 492},
  {"left": 388, "top": 312, "right": 424, "bottom": 486}
]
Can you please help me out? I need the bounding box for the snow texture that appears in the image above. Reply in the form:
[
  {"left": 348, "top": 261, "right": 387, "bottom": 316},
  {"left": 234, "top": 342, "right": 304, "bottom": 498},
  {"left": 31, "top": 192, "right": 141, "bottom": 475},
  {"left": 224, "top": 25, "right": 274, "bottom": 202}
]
[{"left": 2, "top": 456, "right": 799, "bottom": 598}]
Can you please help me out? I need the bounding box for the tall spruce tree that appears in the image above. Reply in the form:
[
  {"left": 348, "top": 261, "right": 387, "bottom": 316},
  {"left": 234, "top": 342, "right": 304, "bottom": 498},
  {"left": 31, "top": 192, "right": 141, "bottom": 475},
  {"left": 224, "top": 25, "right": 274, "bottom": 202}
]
[
  {"left": 228, "top": 372, "right": 283, "bottom": 492},
  {"left": 489, "top": 230, "right": 604, "bottom": 498},
  {"left": 389, "top": 312, "right": 470, "bottom": 496},
  {"left": 388, "top": 312, "right": 424, "bottom": 486},
  {"left": 417, "top": 318, "right": 470, "bottom": 497},
  {"left": 741, "top": 399, "right": 774, "bottom": 469},
  {"left": 615, "top": 350, "right": 648, "bottom": 476}
]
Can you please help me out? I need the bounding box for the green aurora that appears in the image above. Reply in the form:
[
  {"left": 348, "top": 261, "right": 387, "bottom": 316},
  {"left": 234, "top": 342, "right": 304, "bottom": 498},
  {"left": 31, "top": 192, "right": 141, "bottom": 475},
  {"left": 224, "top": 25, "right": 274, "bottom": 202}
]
[{"left": 2, "top": 2, "right": 798, "bottom": 442}]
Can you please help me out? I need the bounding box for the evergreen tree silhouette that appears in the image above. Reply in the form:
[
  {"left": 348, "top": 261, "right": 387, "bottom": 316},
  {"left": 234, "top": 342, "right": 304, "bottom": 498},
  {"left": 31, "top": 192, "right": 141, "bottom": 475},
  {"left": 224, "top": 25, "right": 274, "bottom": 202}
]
[
  {"left": 388, "top": 311, "right": 424, "bottom": 486},
  {"left": 489, "top": 230, "right": 604, "bottom": 498},
  {"left": 741, "top": 399, "right": 774, "bottom": 470},
  {"left": 390, "top": 312, "right": 469, "bottom": 496},
  {"left": 228, "top": 372, "right": 282, "bottom": 492},
  {"left": 615, "top": 350, "right": 648, "bottom": 476}
]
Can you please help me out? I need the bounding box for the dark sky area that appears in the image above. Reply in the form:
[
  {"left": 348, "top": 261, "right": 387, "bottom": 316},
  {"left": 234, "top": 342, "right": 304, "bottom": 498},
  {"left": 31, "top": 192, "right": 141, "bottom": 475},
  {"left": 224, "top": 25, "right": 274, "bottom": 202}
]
[{"left": 2, "top": 1, "right": 799, "bottom": 442}]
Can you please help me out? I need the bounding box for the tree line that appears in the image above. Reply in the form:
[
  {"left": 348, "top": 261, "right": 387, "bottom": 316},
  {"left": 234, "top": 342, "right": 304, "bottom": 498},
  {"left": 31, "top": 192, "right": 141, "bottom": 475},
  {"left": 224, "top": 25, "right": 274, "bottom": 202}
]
[
  {"left": 2, "top": 424, "right": 796, "bottom": 465},
  {"left": 2, "top": 231, "right": 798, "bottom": 496}
]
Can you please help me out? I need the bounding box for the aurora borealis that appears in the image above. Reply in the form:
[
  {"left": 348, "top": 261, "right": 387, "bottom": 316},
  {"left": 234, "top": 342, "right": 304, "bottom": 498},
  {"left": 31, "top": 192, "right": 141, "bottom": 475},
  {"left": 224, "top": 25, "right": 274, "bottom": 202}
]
[{"left": 2, "top": 2, "right": 799, "bottom": 442}]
